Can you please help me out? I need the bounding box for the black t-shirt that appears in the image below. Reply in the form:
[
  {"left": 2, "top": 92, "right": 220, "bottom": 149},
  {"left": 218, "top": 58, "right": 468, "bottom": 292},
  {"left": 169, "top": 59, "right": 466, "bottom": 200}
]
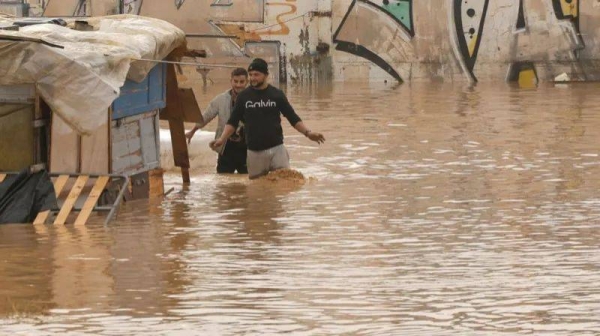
[{"left": 227, "top": 85, "right": 302, "bottom": 151}]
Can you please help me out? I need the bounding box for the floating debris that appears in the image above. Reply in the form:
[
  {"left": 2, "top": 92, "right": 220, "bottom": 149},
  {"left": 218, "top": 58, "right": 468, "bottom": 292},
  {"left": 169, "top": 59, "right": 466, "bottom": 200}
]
[{"left": 259, "top": 169, "right": 306, "bottom": 183}]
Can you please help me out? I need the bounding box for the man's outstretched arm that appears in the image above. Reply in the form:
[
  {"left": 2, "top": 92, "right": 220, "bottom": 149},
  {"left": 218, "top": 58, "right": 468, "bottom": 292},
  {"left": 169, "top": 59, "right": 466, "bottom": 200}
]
[{"left": 293, "top": 121, "right": 325, "bottom": 144}]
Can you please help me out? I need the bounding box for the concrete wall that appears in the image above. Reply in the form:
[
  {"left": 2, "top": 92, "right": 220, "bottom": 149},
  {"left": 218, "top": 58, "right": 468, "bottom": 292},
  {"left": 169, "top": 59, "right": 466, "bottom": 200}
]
[
  {"left": 332, "top": 0, "right": 600, "bottom": 83},
  {"left": 32, "top": 0, "right": 600, "bottom": 83}
]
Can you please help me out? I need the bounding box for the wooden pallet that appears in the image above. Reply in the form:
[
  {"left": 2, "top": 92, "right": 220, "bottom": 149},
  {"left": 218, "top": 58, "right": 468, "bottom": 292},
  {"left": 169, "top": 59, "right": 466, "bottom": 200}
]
[
  {"left": 1, "top": 172, "right": 127, "bottom": 226},
  {"left": 34, "top": 175, "right": 108, "bottom": 225}
]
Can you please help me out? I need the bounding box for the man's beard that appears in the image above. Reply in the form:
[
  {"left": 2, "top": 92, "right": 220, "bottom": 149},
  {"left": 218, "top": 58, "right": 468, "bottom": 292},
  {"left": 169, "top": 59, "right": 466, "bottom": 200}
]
[{"left": 251, "top": 80, "right": 264, "bottom": 87}]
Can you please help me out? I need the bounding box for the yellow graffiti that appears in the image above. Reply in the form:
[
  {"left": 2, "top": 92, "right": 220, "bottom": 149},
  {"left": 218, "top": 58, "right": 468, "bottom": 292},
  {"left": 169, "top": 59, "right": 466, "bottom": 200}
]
[
  {"left": 559, "top": 0, "right": 578, "bottom": 17},
  {"left": 468, "top": 34, "right": 478, "bottom": 57},
  {"left": 217, "top": 23, "right": 262, "bottom": 48},
  {"left": 258, "top": 1, "right": 297, "bottom": 36},
  {"left": 518, "top": 69, "right": 537, "bottom": 88}
]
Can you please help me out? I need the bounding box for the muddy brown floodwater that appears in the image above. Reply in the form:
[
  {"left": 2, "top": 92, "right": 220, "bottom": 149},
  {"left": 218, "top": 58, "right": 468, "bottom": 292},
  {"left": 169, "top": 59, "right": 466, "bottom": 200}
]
[{"left": 2, "top": 82, "right": 600, "bottom": 335}]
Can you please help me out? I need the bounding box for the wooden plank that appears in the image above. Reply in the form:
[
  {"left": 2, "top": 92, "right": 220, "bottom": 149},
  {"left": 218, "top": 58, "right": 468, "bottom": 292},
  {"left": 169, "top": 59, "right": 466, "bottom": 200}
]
[
  {"left": 108, "top": 108, "right": 113, "bottom": 173},
  {"left": 130, "top": 171, "right": 150, "bottom": 200},
  {"left": 81, "top": 117, "right": 110, "bottom": 174},
  {"left": 162, "top": 63, "right": 191, "bottom": 183},
  {"left": 50, "top": 115, "right": 78, "bottom": 173},
  {"left": 34, "top": 93, "right": 41, "bottom": 165},
  {"left": 54, "top": 175, "right": 88, "bottom": 225},
  {"left": 140, "top": 113, "right": 160, "bottom": 167},
  {"left": 77, "top": 135, "right": 82, "bottom": 173},
  {"left": 169, "top": 119, "right": 191, "bottom": 184},
  {"left": 149, "top": 169, "right": 165, "bottom": 198},
  {"left": 33, "top": 212, "right": 51, "bottom": 226},
  {"left": 74, "top": 176, "right": 109, "bottom": 226},
  {"left": 34, "top": 175, "right": 70, "bottom": 225},
  {"left": 160, "top": 63, "right": 184, "bottom": 121},
  {"left": 178, "top": 88, "right": 203, "bottom": 124}
]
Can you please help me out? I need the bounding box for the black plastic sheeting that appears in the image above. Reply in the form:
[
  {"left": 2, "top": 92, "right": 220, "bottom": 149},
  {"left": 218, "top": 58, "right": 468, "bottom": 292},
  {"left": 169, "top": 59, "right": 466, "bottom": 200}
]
[{"left": 0, "top": 169, "right": 57, "bottom": 224}]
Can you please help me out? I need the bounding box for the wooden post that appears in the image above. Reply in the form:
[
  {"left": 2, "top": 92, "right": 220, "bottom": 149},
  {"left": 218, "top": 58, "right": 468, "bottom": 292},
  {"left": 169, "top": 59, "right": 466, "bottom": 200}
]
[{"left": 162, "top": 62, "right": 191, "bottom": 184}]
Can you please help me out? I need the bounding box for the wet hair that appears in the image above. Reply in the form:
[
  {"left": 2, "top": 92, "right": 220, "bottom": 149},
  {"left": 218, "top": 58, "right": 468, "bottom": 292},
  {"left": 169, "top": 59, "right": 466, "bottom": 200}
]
[{"left": 231, "top": 67, "right": 248, "bottom": 78}]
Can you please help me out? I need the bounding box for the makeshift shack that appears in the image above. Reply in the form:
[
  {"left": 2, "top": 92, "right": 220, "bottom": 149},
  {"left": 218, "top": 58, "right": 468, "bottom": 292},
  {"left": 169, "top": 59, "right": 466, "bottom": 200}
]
[{"left": 0, "top": 14, "right": 201, "bottom": 224}]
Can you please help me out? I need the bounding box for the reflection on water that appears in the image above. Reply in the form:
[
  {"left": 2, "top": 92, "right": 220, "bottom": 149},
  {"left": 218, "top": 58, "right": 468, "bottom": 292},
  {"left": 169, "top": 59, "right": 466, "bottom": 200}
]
[{"left": 2, "top": 82, "right": 600, "bottom": 335}]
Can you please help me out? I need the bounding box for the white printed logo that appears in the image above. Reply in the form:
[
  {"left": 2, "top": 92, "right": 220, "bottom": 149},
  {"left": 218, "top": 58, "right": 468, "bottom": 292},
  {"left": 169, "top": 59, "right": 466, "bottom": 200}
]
[{"left": 245, "top": 100, "right": 276, "bottom": 108}]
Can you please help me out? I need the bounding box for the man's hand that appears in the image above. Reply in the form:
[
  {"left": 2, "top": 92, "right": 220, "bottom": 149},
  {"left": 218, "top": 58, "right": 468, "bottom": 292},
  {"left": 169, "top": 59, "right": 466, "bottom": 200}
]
[
  {"left": 307, "top": 132, "right": 325, "bottom": 144},
  {"left": 210, "top": 138, "right": 224, "bottom": 150},
  {"left": 185, "top": 129, "right": 196, "bottom": 144}
]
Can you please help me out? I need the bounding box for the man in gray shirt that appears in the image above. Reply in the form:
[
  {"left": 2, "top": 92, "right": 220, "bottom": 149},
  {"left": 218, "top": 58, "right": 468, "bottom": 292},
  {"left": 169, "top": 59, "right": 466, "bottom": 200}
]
[{"left": 186, "top": 68, "right": 249, "bottom": 174}]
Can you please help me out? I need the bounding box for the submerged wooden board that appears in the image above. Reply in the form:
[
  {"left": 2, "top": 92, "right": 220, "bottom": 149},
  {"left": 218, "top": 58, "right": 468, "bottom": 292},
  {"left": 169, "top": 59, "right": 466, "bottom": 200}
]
[
  {"left": 75, "top": 176, "right": 109, "bottom": 226},
  {"left": 149, "top": 169, "right": 164, "bottom": 198},
  {"left": 54, "top": 175, "right": 88, "bottom": 225},
  {"left": 34, "top": 174, "right": 70, "bottom": 225}
]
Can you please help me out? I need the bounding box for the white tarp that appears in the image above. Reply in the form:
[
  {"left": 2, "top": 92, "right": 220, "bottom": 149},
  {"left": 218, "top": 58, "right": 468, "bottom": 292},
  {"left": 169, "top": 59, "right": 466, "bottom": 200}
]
[{"left": 0, "top": 15, "right": 185, "bottom": 134}]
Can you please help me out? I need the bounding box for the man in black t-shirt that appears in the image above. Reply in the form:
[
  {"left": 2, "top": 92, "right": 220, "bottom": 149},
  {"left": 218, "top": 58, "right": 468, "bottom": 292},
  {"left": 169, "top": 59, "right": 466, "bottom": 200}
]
[{"left": 210, "top": 58, "right": 325, "bottom": 179}]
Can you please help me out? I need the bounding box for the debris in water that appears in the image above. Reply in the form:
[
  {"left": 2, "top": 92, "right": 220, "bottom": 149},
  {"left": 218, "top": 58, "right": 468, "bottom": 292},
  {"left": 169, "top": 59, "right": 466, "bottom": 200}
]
[
  {"left": 554, "top": 72, "right": 569, "bottom": 82},
  {"left": 259, "top": 169, "right": 306, "bottom": 183}
]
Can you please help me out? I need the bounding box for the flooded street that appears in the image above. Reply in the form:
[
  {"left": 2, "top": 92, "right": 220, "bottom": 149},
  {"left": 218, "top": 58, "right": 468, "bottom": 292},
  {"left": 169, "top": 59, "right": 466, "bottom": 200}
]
[{"left": 2, "top": 82, "right": 600, "bottom": 335}]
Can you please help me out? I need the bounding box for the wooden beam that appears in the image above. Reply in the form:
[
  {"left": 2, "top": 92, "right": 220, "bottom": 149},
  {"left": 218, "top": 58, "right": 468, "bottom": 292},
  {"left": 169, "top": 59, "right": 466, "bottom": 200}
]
[
  {"left": 168, "top": 119, "right": 190, "bottom": 184},
  {"left": 74, "top": 176, "right": 109, "bottom": 226},
  {"left": 178, "top": 88, "right": 203, "bottom": 124},
  {"left": 160, "top": 63, "right": 183, "bottom": 121},
  {"left": 162, "top": 62, "right": 191, "bottom": 184},
  {"left": 54, "top": 175, "right": 88, "bottom": 225},
  {"left": 33, "top": 174, "right": 70, "bottom": 225}
]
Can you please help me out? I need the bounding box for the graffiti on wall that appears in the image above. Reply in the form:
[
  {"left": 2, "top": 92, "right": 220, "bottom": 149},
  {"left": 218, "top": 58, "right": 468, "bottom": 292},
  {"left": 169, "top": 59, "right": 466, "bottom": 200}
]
[
  {"left": 211, "top": 0, "right": 233, "bottom": 5},
  {"left": 214, "top": 0, "right": 297, "bottom": 48},
  {"left": 452, "top": 0, "right": 489, "bottom": 81},
  {"left": 333, "top": 0, "right": 412, "bottom": 82},
  {"left": 123, "top": 0, "right": 142, "bottom": 14},
  {"left": 255, "top": 0, "right": 298, "bottom": 36},
  {"left": 174, "top": 0, "right": 185, "bottom": 10},
  {"left": 370, "top": 0, "right": 413, "bottom": 37},
  {"left": 553, "top": 0, "right": 578, "bottom": 20},
  {"left": 333, "top": 0, "right": 591, "bottom": 82},
  {"left": 551, "top": 0, "right": 584, "bottom": 48},
  {"left": 516, "top": 0, "right": 526, "bottom": 31},
  {"left": 208, "top": 0, "right": 264, "bottom": 22}
]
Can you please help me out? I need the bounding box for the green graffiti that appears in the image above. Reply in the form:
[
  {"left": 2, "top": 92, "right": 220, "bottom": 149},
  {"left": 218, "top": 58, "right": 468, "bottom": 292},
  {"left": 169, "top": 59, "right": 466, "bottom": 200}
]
[{"left": 381, "top": 0, "right": 412, "bottom": 32}]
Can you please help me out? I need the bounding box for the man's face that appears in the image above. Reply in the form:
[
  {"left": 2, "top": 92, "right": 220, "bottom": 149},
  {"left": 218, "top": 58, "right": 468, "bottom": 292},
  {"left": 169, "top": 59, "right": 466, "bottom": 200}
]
[
  {"left": 248, "top": 70, "right": 267, "bottom": 88},
  {"left": 231, "top": 75, "right": 248, "bottom": 94}
]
